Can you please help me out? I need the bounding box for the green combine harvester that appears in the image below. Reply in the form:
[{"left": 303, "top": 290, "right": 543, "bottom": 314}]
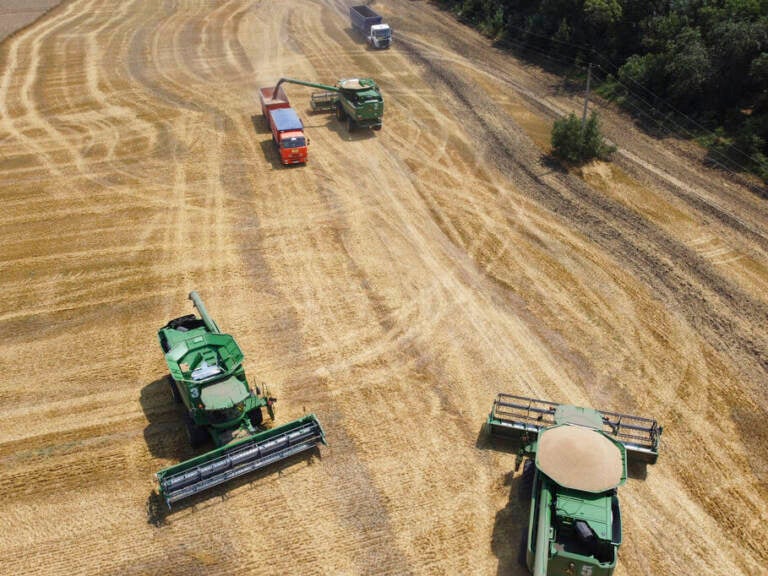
[
  {"left": 155, "top": 291, "right": 325, "bottom": 508},
  {"left": 272, "top": 77, "right": 384, "bottom": 131},
  {"left": 487, "top": 393, "right": 662, "bottom": 576}
]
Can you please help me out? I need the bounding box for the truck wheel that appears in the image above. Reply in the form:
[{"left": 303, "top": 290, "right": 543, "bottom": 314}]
[
  {"left": 518, "top": 459, "right": 535, "bottom": 500},
  {"left": 169, "top": 377, "right": 182, "bottom": 404},
  {"left": 184, "top": 415, "right": 207, "bottom": 449},
  {"left": 346, "top": 116, "right": 354, "bottom": 132}
]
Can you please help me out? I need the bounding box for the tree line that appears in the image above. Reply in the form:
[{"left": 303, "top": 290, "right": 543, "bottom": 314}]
[{"left": 436, "top": 0, "right": 768, "bottom": 182}]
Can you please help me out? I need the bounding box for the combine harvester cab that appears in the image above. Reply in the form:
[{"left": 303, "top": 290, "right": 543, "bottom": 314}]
[
  {"left": 487, "top": 393, "right": 662, "bottom": 576},
  {"left": 155, "top": 291, "right": 325, "bottom": 508}
]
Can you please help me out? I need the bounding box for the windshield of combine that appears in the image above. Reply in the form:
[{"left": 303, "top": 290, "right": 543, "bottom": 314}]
[{"left": 282, "top": 137, "right": 306, "bottom": 148}]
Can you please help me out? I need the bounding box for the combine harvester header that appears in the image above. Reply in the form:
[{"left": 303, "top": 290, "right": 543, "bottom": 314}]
[
  {"left": 157, "top": 415, "right": 324, "bottom": 506},
  {"left": 488, "top": 393, "right": 662, "bottom": 463},
  {"left": 155, "top": 291, "right": 325, "bottom": 508}
]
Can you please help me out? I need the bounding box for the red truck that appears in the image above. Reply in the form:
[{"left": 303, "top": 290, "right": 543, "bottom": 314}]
[{"left": 259, "top": 85, "right": 309, "bottom": 165}]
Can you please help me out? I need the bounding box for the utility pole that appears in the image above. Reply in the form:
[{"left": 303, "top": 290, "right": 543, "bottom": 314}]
[{"left": 581, "top": 62, "right": 592, "bottom": 131}]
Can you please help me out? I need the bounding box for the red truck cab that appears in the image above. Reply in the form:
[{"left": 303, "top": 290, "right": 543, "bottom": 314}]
[{"left": 259, "top": 86, "right": 309, "bottom": 165}]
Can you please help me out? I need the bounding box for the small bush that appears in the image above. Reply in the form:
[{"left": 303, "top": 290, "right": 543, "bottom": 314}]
[{"left": 551, "top": 111, "right": 615, "bottom": 164}]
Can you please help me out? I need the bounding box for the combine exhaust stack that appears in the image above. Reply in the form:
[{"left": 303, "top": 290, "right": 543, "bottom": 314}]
[
  {"left": 488, "top": 393, "right": 662, "bottom": 464},
  {"left": 157, "top": 415, "right": 325, "bottom": 508}
]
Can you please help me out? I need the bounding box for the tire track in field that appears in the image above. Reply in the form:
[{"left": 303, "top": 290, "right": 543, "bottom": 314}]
[
  {"left": 280, "top": 13, "right": 607, "bottom": 570},
  {"left": 0, "top": 0, "right": 89, "bottom": 186},
  {"left": 42, "top": 0, "right": 162, "bottom": 196},
  {"left": 398, "top": 33, "right": 768, "bottom": 384},
  {"left": 15, "top": 0, "right": 112, "bottom": 184},
  {"left": 291, "top": 4, "right": 514, "bottom": 317},
  {"left": 403, "top": 25, "right": 768, "bottom": 258},
  {"left": 292, "top": 4, "right": 591, "bottom": 400},
  {"left": 3, "top": 0, "right": 199, "bottom": 324},
  {"left": 121, "top": 10, "right": 426, "bottom": 572},
  {"left": 305, "top": 0, "right": 600, "bottom": 422},
  {"left": 3, "top": 2, "right": 767, "bottom": 574},
  {"left": 215, "top": 6, "right": 429, "bottom": 572}
]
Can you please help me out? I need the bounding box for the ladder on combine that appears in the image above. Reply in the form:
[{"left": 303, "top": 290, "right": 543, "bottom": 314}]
[
  {"left": 157, "top": 415, "right": 325, "bottom": 508},
  {"left": 488, "top": 393, "right": 662, "bottom": 464}
]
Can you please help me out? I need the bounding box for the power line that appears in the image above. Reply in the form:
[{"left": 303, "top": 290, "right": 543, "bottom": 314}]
[
  {"left": 586, "top": 70, "right": 765, "bottom": 191},
  {"left": 593, "top": 67, "right": 761, "bottom": 173},
  {"left": 493, "top": 18, "right": 765, "bottom": 174},
  {"left": 498, "top": 35, "right": 589, "bottom": 69},
  {"left": 588, "top": 67, "right": 759, "bottom": 175}
]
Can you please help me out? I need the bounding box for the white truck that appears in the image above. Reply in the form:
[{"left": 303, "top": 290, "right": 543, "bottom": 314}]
[{"left": 349, "top": 5, "right": 392, "bottom": 49}]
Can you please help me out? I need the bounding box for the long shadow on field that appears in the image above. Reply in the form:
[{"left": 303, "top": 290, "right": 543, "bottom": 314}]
[
  {"left": 476, "top": 424, "right": 533, "bottom": 576},
  {"left": 250, "top": 113, "right": 270, "bottom": 134},
  {"left": 140, "top": 376, "right": 195, "bottom": 461},
  {"left": 142, "top": 376, "right": 203, "bottom": 526},
  {"left": 491, "top": 472, "right": 532, "bottom": 576}
]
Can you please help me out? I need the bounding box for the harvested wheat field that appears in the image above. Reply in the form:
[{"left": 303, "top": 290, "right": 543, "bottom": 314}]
[{"left": 1, "top": 0, "right": 767, "bottom": 574}]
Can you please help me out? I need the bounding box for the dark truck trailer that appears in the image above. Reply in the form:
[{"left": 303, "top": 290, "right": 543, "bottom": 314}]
[
  {"left": 259, "top": 85, "right": 309, "bottom": 165},
  {"left": 350, "top": 5, "right": 392, "bottom": 49}
]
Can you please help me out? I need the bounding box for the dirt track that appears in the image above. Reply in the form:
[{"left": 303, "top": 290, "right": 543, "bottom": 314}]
[{"left": 1, "top": 1, "right": 766, "bottom": 574}]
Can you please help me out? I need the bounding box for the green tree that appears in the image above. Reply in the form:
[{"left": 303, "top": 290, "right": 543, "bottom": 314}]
[
  {"left": 664, "top": 27, "right": 711, "bottom": 106},
  {"left": 551, "top": 111, "right": 615, "bottom": 163},
  {"left": 583, "top": 0, "right": 622, "bottom": 29}
]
